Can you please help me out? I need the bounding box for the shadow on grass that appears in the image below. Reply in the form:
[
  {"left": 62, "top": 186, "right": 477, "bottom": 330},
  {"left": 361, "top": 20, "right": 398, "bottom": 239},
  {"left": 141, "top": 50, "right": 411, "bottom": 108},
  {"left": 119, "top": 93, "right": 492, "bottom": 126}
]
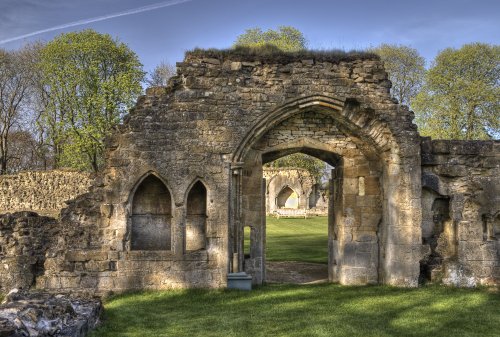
[{"left": 90, "top": 284, "right": 500, "bottom": 337}]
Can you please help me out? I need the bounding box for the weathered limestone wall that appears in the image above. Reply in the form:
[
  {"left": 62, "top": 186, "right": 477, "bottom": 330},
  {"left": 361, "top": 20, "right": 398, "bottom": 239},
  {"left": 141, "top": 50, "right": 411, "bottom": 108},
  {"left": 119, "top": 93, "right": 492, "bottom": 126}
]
[
  {"left": 37, "top": 50, "right": 423, "bottom": 291},
  {"left": 421, "top": 139, "right": 500, "bottom": 286},
  {"left": 0, "top": 170, "right": 93, "bottom": 216}
]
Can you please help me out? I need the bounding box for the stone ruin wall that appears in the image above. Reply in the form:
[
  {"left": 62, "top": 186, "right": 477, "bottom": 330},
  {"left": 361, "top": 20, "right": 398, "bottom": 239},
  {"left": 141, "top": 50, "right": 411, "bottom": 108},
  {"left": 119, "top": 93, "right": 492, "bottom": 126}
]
[
  {"left": 33, "top": 52, "right": 408, "bottom": 293},
  {"left": 0, "top": 170, "right": 93, "bottom": 216},
  {"left": 0, "top": 50, "right": 498, "bottom": 294},
  {"left": 420, "top": 139, "right": 500, "bottom": 286}
]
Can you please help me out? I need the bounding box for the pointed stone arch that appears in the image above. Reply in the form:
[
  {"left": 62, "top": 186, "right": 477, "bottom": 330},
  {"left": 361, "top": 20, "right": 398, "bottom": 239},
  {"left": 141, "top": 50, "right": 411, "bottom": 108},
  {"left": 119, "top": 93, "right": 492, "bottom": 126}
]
[
  {"left": 230, "top": 94, "right": 422, "bottom": 286},
  {"left": 232, "top": 95, "right": 396, "bottom": 164},
  {"left": 276, "top": 185, "right": 299, "bottom": 209}
]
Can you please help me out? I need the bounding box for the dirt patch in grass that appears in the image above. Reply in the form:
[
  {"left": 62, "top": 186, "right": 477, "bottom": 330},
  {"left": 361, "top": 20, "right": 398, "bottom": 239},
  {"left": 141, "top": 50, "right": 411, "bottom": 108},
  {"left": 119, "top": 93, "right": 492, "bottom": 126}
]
[{"left": 266, "top": 261, "right": 328, "bottom": 284}]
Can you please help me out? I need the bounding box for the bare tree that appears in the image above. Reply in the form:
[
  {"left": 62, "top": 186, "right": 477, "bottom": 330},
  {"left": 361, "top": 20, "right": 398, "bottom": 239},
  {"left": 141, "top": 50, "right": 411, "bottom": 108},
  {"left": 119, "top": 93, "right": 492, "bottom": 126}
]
[
  {"left": 6, "top": 130, "right": 44, "bottom": 172},
  {"left": 0, "top": 46, "right": 35, "bottom": 174},
  {"left": 147, "top": 61, "right": 176, "bottom": 87}
]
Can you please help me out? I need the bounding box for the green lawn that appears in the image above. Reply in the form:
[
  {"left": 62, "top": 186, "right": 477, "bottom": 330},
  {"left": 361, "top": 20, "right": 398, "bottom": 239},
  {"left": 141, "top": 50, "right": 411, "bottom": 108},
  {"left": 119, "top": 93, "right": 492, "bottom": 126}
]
[
  {"left": 245, "top": 216, "right": 328, "bottom": 264},
  {"left": 90, "top": 284, "right": 500, "bottom": 337}
]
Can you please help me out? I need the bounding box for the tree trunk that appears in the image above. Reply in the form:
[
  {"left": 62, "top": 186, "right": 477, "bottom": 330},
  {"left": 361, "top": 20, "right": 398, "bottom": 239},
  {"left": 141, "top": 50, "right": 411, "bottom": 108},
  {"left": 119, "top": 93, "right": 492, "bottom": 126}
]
[{"left": 0, "top": 135, "right": 7, "bottom": 175}]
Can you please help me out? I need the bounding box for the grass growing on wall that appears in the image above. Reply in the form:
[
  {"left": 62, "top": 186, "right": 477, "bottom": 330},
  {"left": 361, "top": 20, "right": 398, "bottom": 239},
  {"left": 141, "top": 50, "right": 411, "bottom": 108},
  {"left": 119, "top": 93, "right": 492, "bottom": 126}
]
[
  {"left": 90, "top": 284, "right": 500, "bottom": 337},
  {"left": 186, "top": 45, "right": 379, "bottom": 64},
  {"left": 245, "top": 216, "right": 328, "bottom": 264}
]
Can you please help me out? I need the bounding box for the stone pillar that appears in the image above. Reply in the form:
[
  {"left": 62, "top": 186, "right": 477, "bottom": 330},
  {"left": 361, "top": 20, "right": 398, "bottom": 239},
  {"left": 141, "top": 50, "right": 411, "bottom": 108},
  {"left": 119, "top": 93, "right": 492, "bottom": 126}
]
[
  {"left": 382, "top": 154, "right": 422, "bottom": 287},
  {"left": 240, "top": 150, "right": 265, "bottom": 284},
  {"left": 229, "top": 163, "right": 243, "bottom": 273},
  {"left": 328, "top": 168, "right": 337, "bottom": 282}
]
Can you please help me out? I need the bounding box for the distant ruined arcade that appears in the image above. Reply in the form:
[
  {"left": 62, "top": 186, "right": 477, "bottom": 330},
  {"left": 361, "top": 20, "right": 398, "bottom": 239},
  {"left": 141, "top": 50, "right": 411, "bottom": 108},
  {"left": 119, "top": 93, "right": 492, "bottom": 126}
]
[
  {"left": 263, "top": 167, "right": 328, "bottom": 216},
  {"left": 0, "top": 49, "right": 498, "bottom": 294}
]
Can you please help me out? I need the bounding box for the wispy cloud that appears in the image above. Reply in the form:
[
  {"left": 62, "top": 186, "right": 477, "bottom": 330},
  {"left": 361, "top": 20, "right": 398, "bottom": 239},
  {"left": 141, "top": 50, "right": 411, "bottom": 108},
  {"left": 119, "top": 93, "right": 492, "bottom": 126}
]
[{"left": 0, "top": 0, "right": 192, "bottom": 45}]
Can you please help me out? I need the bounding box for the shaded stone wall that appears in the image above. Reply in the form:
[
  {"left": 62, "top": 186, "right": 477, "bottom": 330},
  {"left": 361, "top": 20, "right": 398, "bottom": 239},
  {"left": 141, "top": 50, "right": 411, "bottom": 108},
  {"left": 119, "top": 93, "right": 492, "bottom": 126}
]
[
  {"left": 0, "top": 170, "right": 93, "bottom": 216},
  {"left": 1, "top": 50, "right": 498, "bottom": 293},
  {"left": 421, "top": 139, "right": 500, "bottom": 286},
  {"left": 0, "top": 212, "right": 59, "bottom": 292}
]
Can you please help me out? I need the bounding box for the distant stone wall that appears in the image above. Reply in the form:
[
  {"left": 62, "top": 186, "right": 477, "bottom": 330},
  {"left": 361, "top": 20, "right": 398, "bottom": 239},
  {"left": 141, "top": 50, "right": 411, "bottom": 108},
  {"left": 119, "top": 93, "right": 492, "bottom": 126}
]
[
  {"left": 420, "top": 139, "right": 500, "bottom": 286},
  {"left": 0, "top": 170, "right": 93, "bottom": 216}
]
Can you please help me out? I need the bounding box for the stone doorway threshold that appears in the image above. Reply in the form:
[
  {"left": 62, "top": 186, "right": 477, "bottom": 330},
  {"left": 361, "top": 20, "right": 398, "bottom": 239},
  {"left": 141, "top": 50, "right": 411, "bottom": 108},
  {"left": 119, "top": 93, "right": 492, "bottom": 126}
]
[{"left": 266, "top": 261, "right": 328, "bottom": 284}]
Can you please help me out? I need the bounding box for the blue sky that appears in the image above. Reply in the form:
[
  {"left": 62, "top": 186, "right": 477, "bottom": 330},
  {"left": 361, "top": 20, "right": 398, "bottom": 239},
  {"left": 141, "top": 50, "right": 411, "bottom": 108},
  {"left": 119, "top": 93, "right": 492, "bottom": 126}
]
[{"left": 0, "top": 0, "right": 498, "bottom": 74}]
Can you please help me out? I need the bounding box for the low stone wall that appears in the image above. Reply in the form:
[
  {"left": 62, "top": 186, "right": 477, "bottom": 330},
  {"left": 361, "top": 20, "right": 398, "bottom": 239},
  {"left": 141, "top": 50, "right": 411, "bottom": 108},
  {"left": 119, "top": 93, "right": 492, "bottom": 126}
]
[
  {"left": 420, "top": 139, "right": 500, "bottom": 286},
  {"left": 0, "top": 170, "right": 93, "bottom": 216}
]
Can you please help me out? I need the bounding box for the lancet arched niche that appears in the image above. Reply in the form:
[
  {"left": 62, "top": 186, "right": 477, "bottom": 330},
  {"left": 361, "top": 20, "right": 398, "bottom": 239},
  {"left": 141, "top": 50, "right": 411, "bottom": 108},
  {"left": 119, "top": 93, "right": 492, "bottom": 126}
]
[
  {"left": 130, "top": 174, "right": 172, "bottom": 251},
  {"left": 186, "top": 181, "right": 208, "bottom": 251}
]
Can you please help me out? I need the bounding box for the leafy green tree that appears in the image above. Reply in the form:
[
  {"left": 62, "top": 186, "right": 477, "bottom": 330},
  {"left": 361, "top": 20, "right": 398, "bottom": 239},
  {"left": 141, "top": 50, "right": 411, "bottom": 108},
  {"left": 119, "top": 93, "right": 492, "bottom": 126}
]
[
  {"left": 413, "top": 43, "right": 499, "bottom": 139},
  {"left": 38, "top": 29, "right": 144, "bottom": 171},
  {"left": 371, "top": 44, "right": 425, "bottom": 106},
  {"left": 233, "top": 26, "right": 307, "bottom": 52}
]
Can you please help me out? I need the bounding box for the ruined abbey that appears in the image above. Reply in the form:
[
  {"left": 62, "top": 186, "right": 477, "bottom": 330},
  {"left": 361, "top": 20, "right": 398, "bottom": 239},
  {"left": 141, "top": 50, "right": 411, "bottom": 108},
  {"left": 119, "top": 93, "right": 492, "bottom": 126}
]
[{"left": 0, "top": 49, "right": 498, "bottom": 294}]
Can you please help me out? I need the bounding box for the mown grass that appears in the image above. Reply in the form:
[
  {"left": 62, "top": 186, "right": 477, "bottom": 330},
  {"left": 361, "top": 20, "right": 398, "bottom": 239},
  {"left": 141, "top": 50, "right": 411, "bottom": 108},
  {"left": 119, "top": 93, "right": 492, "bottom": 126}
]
[
  {"left": 90, "top": 284, "right": 500, "bottom": 337},
  {"left": 91, "top": 216, "right": 499, "bottom": 336},
  {"left": 245, "top": 216, "right": 328, "bottom": 264}
]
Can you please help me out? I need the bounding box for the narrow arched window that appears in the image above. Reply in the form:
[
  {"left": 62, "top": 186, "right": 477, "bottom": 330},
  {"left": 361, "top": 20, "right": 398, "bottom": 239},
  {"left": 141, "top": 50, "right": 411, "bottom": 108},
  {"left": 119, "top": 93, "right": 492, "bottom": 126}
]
[
  {"left": 186, "top": 181, "right": 207, "bottom": 251},
  {"left": 131, "top": 175, "right": 172, "bottom": 250}
]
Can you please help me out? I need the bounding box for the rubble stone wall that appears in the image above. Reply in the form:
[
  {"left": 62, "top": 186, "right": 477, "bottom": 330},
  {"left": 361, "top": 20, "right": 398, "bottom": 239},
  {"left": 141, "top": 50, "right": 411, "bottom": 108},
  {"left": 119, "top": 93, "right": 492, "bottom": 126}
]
[
  {"left": 0, "top": 170, "right": 93, "bottom": 216},
  {"left": 420, "top": 139, "right": 500, "bottom": 286}
]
